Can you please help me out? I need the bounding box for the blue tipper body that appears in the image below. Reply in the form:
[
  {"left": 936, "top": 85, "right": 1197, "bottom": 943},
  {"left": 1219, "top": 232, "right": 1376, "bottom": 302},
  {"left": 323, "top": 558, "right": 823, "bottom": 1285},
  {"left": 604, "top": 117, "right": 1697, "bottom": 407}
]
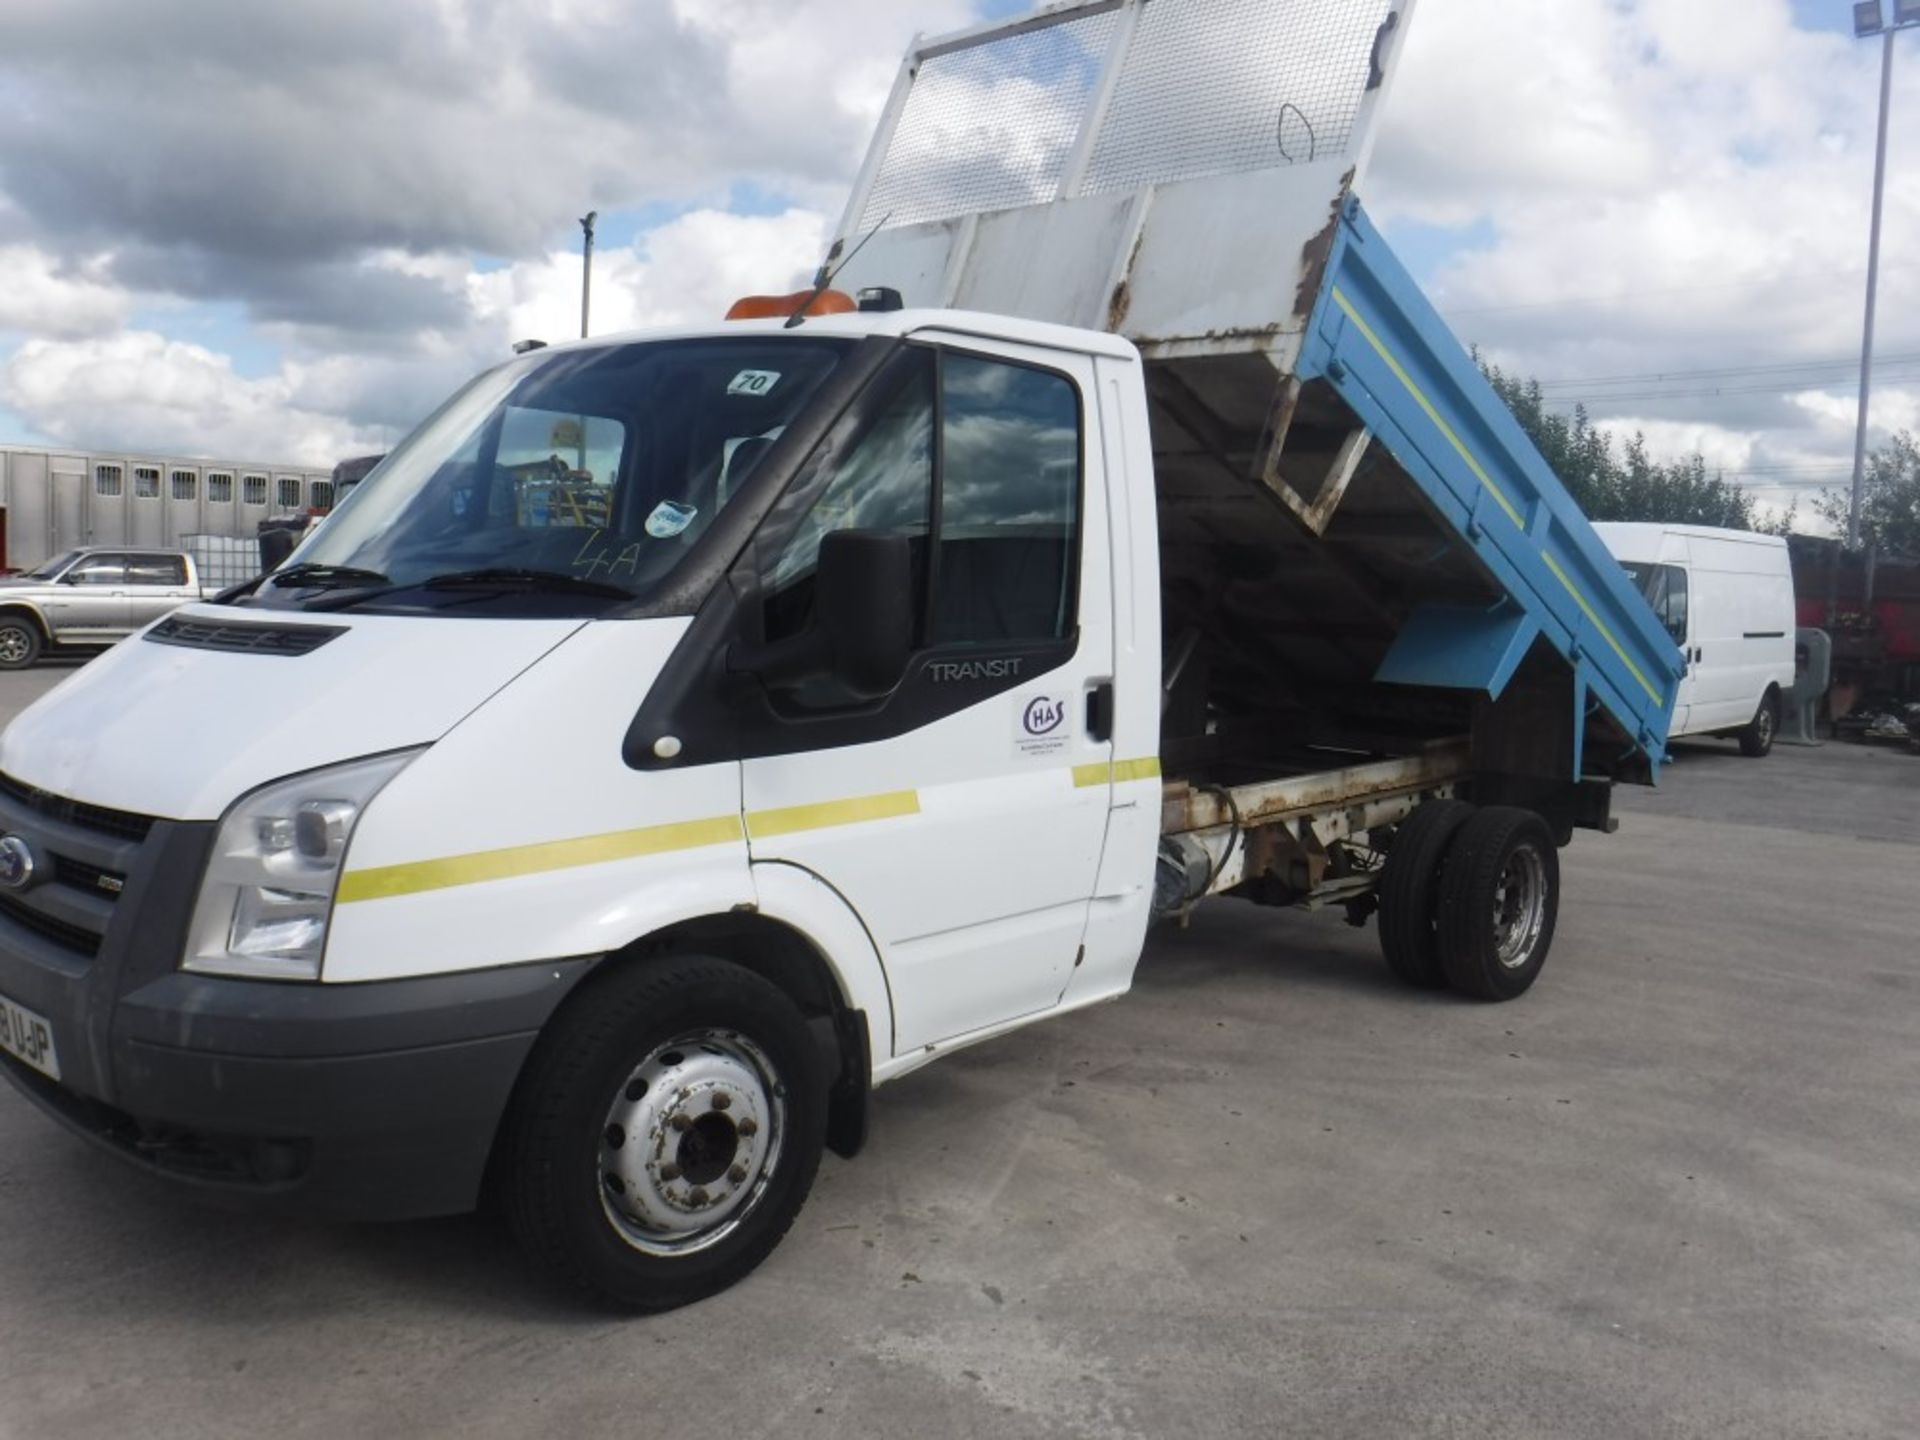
[{"left": 1296, "top": 198, "right": 1684, "bottom": 775}]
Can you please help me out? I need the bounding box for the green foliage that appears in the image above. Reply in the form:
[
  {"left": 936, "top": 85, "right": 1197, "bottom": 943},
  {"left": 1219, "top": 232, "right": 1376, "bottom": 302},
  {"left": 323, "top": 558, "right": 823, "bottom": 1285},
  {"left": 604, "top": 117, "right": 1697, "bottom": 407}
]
[
  {"left": 1816, "top": 432, "right": 1920, "bottom": 557},
  {"left": 1480, "top": 361, "right": 1770, "bottom": 531}
]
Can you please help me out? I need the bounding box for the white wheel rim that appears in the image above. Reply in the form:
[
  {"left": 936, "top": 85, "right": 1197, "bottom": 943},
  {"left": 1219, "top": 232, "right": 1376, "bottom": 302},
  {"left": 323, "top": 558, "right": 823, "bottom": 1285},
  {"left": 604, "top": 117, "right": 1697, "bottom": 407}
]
[
  {"left": 597, "top": 1029, "right": 786, "bottom": 1257},
  {"left": 1492, "top": 844, "right": 1549, "bottom": 970}
]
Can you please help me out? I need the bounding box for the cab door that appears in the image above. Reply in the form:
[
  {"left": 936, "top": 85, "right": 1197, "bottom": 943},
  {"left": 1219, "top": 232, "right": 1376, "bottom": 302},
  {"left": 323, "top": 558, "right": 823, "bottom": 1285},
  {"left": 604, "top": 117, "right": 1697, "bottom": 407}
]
[
  {"left": 738, "top": 338, "right": 1116, "bottom": 1055},
  {"left": 123, "top": 552, "right": 191, "bottom": 628},
  {"left": 42, "top": 552, "right": 129, "bottom": 639}
]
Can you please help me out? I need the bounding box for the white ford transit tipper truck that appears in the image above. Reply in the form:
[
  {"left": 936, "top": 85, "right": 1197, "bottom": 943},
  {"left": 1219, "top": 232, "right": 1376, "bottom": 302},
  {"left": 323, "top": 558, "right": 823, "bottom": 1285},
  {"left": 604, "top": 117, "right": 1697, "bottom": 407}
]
[{"left": 0, "top": 0, "right": 1683, "bottom": 1309}]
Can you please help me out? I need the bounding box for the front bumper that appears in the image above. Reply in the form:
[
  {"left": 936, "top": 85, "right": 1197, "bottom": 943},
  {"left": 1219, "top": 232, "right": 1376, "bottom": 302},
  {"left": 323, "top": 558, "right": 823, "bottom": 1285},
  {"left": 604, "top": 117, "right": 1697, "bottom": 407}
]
[
  {"left": 0, "top": 775, "right": 592, "bottom": 1220},
  {"left": 2, "top": 962, "right": 592, "bottom": 1220}
]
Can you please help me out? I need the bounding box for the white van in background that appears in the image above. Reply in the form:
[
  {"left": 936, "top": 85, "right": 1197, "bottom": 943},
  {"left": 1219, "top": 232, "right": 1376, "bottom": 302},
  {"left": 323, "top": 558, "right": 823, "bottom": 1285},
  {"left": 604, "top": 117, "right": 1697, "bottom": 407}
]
[{"left": 1594, "top": 524, "right": 1796, "bottom": 757}]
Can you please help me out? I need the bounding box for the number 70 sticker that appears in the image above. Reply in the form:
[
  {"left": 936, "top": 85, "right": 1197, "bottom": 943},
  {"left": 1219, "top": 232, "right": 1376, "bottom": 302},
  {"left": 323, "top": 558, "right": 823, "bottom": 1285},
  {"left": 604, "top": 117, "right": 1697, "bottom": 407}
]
[{"left": 727, "top": 370, "right": 781, "bottom": 397}]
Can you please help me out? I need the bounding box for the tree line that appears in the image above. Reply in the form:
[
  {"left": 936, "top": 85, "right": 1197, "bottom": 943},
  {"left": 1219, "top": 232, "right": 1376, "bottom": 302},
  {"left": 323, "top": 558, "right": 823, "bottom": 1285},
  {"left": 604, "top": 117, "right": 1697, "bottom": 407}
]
[
  {"left": 1484, "top": 362, "right": 1920, "bottom": 555},
  {"left": 1481, "top": 365, "right": 1793, "bottom": 535}
]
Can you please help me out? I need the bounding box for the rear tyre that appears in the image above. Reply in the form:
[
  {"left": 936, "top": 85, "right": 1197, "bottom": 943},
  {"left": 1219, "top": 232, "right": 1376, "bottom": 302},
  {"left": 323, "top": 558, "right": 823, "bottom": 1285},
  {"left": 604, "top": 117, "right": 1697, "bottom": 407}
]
[
  {"left": 0, "top": 616, "right": 42, "bottom": 670},
  {"left": 1437, "top": 807, "right": 1559, "bottom": 1003},
  {"left": 497, "top": 953, "right": 828, "bottom": 1311},
  {"left": 1377, "top": 800, "right": 1474, "bottom": 988},
  {"left": 1737, "top": 690, "right": 1779, "bottom": 757}
]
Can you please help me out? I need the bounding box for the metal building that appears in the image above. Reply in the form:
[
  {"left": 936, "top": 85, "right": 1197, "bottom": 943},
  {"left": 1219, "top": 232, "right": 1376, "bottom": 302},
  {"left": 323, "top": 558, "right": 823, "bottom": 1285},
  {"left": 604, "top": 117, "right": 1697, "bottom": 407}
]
[{"left": 0, "top": 444, "right": 335, "bottom": 572}]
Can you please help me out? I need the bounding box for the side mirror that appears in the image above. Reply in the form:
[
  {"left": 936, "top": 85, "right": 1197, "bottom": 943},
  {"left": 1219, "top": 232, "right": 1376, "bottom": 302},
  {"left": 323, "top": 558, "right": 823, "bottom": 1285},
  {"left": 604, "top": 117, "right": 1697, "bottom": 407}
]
[
  {"left": 729, "top": 529, "right": 914, "bottom": 700},
  {"left": 816, "top": 529, "right": 913, "bottom": 697}
]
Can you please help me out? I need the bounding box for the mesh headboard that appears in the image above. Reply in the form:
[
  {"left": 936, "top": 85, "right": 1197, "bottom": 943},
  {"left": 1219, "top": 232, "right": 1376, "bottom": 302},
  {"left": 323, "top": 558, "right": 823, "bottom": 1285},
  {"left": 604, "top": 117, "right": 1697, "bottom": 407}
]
[{"left": 844, "top": 0, "right": 1405, "bottom": 240}]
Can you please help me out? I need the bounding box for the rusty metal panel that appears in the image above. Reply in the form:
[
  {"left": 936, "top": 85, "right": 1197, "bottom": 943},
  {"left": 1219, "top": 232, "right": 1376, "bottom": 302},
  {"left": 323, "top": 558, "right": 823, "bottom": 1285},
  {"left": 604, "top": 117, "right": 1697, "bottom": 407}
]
[
  {"left": 949, "top": 191, "right": 1143, "bottom": 325},
  {"left": 1161, "top": 738, "right": 1470, "bottom": 834}
]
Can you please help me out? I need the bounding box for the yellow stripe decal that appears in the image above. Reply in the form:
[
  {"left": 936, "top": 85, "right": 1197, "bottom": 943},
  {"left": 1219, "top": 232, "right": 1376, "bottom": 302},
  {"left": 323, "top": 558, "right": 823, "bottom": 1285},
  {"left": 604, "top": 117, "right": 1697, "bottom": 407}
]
[
  {"left": 746, "top": 790, "right": 920, "bottom": 840},
  {"left": 1329, "top": 288, "right": 1663, "bottom": 713},
  {"left": 339, "top": 762, "right": 1163, "bottom": 905},
  {"left": 1330, "top": 288, "right": 1525, "bottom": 530},
  {"left": 1541, "top": 552, "right": 1664, "bottom": 706},
  {"left": 337, "top": 815, "right": 745, "bottom": 904},
  {"left": 1073, "top": 756, "right": 1162, "bottom": 788}
]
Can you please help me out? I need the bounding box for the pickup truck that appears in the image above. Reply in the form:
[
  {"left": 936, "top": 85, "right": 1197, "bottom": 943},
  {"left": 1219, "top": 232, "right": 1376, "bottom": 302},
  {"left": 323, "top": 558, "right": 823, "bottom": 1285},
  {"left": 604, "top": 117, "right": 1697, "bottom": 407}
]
[
  {"left": 0, "top": 547, "right": 208, "bottom": 669},
  {"left": 0, "top": 0, "right": 1680, "bottom": 1312}
]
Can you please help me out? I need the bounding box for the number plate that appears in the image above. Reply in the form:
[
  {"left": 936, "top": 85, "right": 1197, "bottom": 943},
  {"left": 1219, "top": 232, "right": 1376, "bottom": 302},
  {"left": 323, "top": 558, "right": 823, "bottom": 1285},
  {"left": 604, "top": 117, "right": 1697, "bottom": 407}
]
[{"left": 0, "top": 991, "right": 60, "bottom": 1082}]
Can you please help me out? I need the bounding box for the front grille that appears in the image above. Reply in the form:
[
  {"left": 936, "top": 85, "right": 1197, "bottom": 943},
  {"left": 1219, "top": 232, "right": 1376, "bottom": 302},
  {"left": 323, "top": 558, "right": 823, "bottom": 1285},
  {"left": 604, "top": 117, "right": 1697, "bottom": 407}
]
[
  {"left": 53, "top": 854, "right": 124, "bottom": 900},
  {"left": 0, "top": 891, "right": 102, "bottom": 958},
  {"left": 0, "top": 773, "right": 154, "bottom": 843},
  {"left": 145, "top": 616, "right": 345, "bottom": 657}
]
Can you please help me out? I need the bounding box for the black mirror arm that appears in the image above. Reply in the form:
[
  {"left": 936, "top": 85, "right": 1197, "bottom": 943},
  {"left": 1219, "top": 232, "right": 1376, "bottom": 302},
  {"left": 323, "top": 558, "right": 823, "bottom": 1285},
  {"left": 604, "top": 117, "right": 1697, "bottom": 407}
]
[{"left": 726, "top": 630, "right": 831, "bottom": 689}]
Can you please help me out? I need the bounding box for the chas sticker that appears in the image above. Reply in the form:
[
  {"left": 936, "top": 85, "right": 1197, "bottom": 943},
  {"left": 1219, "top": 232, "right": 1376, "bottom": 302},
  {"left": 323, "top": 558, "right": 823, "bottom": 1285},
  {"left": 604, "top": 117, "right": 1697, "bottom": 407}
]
[{"left": 1014, "top": 693, "right": 1071, "bottom": 758}]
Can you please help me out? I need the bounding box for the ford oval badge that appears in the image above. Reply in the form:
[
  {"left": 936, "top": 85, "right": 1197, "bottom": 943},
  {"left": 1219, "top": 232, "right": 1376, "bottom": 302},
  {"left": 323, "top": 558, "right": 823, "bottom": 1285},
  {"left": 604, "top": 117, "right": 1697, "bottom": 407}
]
[{"left": 0, "top": 835, "right": 35, "bottom": 891}]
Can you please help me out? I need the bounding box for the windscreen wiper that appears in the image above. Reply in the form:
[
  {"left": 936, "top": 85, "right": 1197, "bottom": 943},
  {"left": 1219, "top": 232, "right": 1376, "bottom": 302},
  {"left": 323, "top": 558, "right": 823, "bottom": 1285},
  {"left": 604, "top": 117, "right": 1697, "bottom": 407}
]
[
  {"left": 267, "top": 564, "right": 393, "bottom": 590},
  {"left": 420, "top": 567, "right": 632, "bottom": 599}
]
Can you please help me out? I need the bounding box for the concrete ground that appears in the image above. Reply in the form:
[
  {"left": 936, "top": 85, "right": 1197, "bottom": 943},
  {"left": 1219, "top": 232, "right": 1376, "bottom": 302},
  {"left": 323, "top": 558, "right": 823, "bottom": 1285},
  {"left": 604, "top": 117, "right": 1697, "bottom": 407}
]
[{"left": 1, "top": 660, "right": 1916, "bottom": 1439}]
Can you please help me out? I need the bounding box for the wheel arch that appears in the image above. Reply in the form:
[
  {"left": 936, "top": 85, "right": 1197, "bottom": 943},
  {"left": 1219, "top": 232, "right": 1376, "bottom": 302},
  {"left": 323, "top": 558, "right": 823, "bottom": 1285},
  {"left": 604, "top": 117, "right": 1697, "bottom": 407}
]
[
  {"left": 507, "top": 868, "right": 888, "bottom": 1167},
  {"left": 0, "top": 601, "right": 50, "bottom": 637}
]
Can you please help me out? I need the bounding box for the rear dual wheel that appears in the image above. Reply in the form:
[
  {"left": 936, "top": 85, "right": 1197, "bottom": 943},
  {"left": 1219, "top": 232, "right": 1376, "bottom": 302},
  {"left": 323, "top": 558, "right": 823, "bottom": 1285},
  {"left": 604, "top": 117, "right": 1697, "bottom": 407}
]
[
  {"left": 1378, "top": 802, "right": 1559, "bottom": 1002},
  {"left": 1377, "top": 799, "right": 1473, "bottom": 988},
  {"left": 1436, "top": 808, "right": 1559, "bottom": 1002}
]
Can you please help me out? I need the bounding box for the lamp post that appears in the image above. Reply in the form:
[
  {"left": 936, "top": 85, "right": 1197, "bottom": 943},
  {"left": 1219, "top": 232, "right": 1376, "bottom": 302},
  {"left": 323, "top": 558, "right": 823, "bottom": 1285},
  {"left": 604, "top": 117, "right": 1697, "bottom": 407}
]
[
  {"left": 579, "top": 211, "right": 598, "bottom": 340},
  {"left": 1847, "top": 2, "right": 1920, "bottom": 549}
]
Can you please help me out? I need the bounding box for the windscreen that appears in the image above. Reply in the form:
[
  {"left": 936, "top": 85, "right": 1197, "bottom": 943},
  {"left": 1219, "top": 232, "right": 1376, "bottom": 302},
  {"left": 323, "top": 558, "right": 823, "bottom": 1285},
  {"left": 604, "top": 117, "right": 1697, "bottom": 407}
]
[
  {"left": 23, "top": 551, "right": 81, "bottom": 580},
  {"left": 294, "top": 337, "right": 851, "bottom": 600}
]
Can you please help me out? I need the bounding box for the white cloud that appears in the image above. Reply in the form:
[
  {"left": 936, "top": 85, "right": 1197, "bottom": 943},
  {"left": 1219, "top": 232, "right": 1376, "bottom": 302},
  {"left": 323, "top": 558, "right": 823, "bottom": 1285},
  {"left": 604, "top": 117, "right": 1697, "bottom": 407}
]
[
  {"left": 0, "top": 246, "right": 132, "bottom": 339},
  {"left": 1, "top": 0, "right": 1912, "bottom": 524},
  {"left": 0, "top": 332, "right": 376, "bottom": 464},
  {"left": 1368, "top": 0, "right": 1917, "bottom": 504},
  {"left": 0, "top": 208, "right": 831, "bottom": 464},
  {"left": 466, "top": 207, "right": 829, "bottom": 345}
]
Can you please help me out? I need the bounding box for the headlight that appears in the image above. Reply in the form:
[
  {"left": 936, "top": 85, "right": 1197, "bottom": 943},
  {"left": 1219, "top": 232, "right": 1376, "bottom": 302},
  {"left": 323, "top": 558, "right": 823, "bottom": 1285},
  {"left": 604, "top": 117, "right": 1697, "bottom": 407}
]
[{"left": 185, "top": 750, "right": 423, "bottom": 981}]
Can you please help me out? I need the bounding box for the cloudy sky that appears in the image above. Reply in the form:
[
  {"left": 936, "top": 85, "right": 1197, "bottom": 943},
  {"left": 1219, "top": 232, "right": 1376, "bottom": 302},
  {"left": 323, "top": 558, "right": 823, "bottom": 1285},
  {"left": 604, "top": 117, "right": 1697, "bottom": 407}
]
[{"left": 0, "top": 0, "right": 1911, "bottom": 524}]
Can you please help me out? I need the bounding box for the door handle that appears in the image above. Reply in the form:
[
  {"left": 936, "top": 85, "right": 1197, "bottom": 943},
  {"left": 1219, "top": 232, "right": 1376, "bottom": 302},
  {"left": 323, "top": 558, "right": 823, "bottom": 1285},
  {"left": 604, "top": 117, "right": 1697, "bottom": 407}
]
[{"left": 1086, "top": 681, "right": 1114, "bottom": 743}]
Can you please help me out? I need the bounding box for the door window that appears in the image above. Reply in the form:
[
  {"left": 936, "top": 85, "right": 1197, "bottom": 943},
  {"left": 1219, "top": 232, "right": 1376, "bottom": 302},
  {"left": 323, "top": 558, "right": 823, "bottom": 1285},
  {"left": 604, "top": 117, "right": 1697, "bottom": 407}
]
[
  {"left": 207, "top": 473, "right": 234, "bottom": 504},
  {"left": 67, "top": 555, "right": 127, "bottom": 586},
  {"left": 931, "top": 354, "right": 1080, "bottom": 645},
  {"left": 1662, "top": 566, "right": 1689, "bottom": 646},
  {"left": 760, "top": 347, "right": 1083, "bottom": 667},
  {"left": 763, "top": 368, "right": 934, "bottom": 648},
  {"left": 127, "top": 555, "right": 188, "bottom": 585},
  {"left": 134, "top": 467, "right": 161, "bottom": 499},
  {"left": 171, "top": 471, "right": 198, "bottom": 501},
  {"left": 1624, "top": 561, "right": 1689, "bottom": 647}
]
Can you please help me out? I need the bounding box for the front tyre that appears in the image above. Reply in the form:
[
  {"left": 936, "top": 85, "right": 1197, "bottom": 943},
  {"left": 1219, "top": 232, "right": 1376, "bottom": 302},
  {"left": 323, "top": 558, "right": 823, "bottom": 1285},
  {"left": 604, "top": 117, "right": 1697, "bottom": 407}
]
[
  {"left": 1437, "top": 807, "right": 1560, "bottom": 1002},
  {"left": 498, "top": 953, "right": 827, "bottom": 1310},
  {"left": 0, "top": 616, "right": 42, "bottom": 670}
]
